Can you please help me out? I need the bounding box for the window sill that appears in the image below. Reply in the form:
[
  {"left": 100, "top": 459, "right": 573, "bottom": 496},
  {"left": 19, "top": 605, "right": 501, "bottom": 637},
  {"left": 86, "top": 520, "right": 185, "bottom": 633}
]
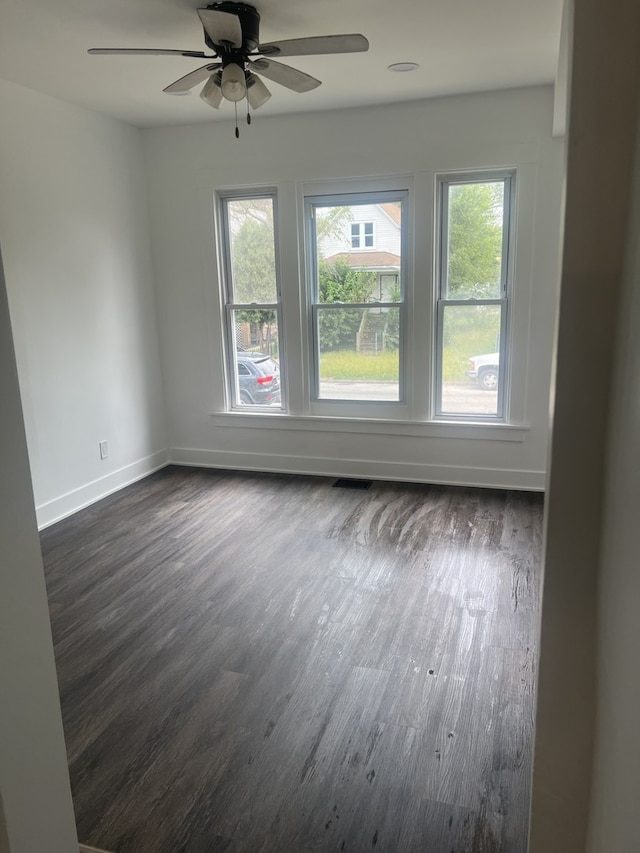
[{"left": 210, "top": 411, "right": 529, "bottom": 442}]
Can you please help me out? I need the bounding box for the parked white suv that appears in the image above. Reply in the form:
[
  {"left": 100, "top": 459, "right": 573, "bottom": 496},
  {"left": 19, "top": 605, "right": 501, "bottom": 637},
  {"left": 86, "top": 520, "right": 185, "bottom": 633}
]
[{"left": 466, "top": 352, "right": 499, "bottom": 390}]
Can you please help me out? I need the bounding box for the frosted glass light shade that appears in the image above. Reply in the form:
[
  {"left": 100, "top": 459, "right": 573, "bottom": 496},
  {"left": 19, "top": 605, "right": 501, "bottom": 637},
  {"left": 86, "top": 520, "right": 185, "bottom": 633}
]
[
  {"left": 200, "top": 75, "right": 223, "bottom": 109},
  {"left": 221, "top": 63, "right": 246, "bottom": 102},
  {"left": 246, "top": 73, "right": 271, "bottom": 109}
]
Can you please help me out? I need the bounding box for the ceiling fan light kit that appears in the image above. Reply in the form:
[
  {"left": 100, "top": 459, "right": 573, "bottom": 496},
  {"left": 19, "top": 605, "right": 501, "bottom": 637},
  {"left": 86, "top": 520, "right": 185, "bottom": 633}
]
[{"left": 88, "top": 1, "right": 369, "bottom": 136}]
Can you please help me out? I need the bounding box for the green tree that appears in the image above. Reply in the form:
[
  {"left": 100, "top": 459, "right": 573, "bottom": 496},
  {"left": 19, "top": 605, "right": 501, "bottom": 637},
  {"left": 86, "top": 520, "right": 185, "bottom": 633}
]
[
  {"left": 442, "top": 182, "right": 505, "bottom": 377},
  {"left": 231, "top": 217, "right": 276, "bottom": 304},
  {"left": 318, "top": 258, "right": 378, "bottom": 351},
  {"left": 230, "top": 216, "right": 277, "bottom": 354},
  {"left": 318, "top": 257, "right": 376, "bottom": 304},
  {"left": 315, "top": 205, "right": 353, "bottom": 244},
  {"left": 447, "top": 182, "right": 504, "bottom": 299},
  {"left": 383, "top": 283, "right": 401, "bottom": 351}
]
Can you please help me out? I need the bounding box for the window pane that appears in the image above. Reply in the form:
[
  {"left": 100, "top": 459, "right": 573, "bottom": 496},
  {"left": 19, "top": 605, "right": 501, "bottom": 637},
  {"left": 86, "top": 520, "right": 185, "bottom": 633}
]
[
  {"left": 227, "top": 198, "right": 277, "bottom": 304},
  {"left": 379, "top": 274, "right": 399, "bottom": 302},
  {"left": 317, "top": 306, "right": 400, "bottom": 401},
  {"left": 441, "top": 304, "right": 501, "bottom": 416},
  {"left": 315, "top": 202, "right": 402, "bottom": 304},
  {"left": 230, "top": 308, "right": 281, "bottom": 407},
  {"left": 446, "top": 181, "right": 505, "bottom": 299},
  {"left": 364, "top": 222, "right": 374, "bottom": 247}
]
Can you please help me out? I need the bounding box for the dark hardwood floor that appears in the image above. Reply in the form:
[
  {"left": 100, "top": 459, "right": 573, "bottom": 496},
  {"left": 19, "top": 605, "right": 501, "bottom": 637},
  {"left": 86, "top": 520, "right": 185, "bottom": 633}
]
[{"left": 41, "top": 466, "right": 543, "bottom": 853}]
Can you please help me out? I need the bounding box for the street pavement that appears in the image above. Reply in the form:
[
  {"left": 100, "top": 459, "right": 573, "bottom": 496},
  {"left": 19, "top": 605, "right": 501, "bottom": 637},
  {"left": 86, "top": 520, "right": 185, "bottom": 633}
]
[{"left": 318, "top": 380, "right": 498, "bottom": 415}]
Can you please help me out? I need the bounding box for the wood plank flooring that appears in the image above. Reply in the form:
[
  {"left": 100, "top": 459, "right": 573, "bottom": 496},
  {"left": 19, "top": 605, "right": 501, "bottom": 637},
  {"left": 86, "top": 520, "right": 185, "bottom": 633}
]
[{"left": 41, "top": 466, "right": 543, "bottom": 853}]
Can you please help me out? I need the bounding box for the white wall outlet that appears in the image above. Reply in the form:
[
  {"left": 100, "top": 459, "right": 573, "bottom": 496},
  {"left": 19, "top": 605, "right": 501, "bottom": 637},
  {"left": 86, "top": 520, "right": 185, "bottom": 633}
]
[{"left": 99, "top": 440, "right": 109, "bottom": 460}]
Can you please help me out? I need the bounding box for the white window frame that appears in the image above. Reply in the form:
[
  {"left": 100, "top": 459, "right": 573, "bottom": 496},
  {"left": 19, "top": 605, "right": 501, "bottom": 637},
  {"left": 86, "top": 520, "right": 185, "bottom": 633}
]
[
  {"left": 211, "top": 172, "right": 528, "bottom": 435},
  {"left": 434, "top": 171, "right": 514, "bottom": 422},
  {"left": 305, "top": 189, "right": 407, "bottom": 413},
  {"left": 217, "top": 189, "right": 286, "bottom": 412}
]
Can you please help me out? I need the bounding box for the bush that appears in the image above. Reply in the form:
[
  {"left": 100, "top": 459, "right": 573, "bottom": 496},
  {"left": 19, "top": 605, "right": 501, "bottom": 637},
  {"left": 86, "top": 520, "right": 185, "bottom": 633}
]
[{"left": 318, "top": 258, "right": 378, "bottom": 351}]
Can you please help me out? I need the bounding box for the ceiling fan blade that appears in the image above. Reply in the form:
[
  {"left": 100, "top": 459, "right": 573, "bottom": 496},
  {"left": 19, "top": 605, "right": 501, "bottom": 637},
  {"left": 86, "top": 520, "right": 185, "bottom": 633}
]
[
  {"left": 200, "top": 75, "right": 224, "bottom": 109},
  {"left": 257, "top": 34, "right": 369, "bottom": 58},
  {"left": 248, "top": 58, "right": 321, "bottom": 93},
  {"left": 88, "top": 48, "right": 211, "bottom": 58},
  {"left": 163, "top": 63, "right": 222, "bottom": 94},
  {"left": 246, "top": 74, "right": 271, "bottom": 109},
  {"left": 197, "top": 8, "right": 243, "bottom": 49}
]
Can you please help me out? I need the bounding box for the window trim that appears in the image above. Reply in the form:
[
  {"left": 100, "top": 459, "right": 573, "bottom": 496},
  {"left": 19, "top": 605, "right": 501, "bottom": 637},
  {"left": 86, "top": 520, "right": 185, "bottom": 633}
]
[
  {"left": 210, "top": 409, "right": 529, "bottom": 442},
  {"left": 434, "top": 171, "right": 515, "bottom": 422}
]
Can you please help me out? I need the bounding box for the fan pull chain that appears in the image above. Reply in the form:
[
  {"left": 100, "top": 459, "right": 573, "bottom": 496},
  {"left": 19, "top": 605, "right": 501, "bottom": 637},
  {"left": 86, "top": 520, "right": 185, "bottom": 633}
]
[
  {"left": 247, "top": 109, "right": 252, "bottom": 125},
  {"left": 234, "top": 101, "right": 239, "bottom": 139}
]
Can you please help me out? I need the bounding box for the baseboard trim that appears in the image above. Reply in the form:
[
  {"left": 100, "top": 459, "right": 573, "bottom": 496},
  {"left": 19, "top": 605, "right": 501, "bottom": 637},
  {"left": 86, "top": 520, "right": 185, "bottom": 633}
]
[
  {"left": 34, "top": 446, "right": 544, "bottom": 531},
  {"left": 36, "top": 450, "right": 170, "bottom": 529},
  {"left": 169, "top": 447, "right": 545, "bottom": 491}
]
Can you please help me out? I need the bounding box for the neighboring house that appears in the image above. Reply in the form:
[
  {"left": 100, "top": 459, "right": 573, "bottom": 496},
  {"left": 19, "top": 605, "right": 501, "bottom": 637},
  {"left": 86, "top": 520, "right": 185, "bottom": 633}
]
[{"left": 318, "top": 202, "right": 401, "bottom": 302}]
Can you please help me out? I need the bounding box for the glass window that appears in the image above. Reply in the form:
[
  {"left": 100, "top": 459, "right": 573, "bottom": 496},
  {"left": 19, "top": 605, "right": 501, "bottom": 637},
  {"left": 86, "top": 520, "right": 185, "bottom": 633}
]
[
  {"left": 364, "top": 222, "right": 374, "bottom": 247},
  {"left": 350, "top": 221, "right": 375, "bottom": 249},
  {"left": 436, "top": 175, "right": 512, "bottom": 419},
  {"left": 308, "top": 195, "right": 404, "bottom": 403},
  {"left": 219, "top": 194, "right": 283, "bottom": 409},
  {"left": 215, "top": 178, "right": 517, "bottom": 424}
]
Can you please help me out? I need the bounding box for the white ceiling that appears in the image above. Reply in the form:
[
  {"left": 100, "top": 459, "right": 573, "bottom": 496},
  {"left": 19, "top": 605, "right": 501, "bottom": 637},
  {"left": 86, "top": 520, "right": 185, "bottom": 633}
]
[{"left": 0, "top": 0, "right": 564, "bottom": 128}]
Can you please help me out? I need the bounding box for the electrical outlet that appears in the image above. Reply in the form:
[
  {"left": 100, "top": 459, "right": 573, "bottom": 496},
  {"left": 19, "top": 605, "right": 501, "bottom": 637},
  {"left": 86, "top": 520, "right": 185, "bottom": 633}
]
[{"left": 99, "top": 440, "right": 109, "bottom": 460}]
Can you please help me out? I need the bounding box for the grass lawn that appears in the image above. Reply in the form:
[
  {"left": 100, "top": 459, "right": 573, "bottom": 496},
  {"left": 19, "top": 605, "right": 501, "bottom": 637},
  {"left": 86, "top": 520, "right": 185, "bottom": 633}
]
[
  {"left": 443, "top": 340, "right": 496, "bottom": 381},
  {"left": 443, "top": 313, "right": 500, "bottom": 381},
  {"left": 320, "top": 350, "right": 399, "bottom": 380},
  {"left": 320, "top": 344, "right": 497, "bottom": 383}
]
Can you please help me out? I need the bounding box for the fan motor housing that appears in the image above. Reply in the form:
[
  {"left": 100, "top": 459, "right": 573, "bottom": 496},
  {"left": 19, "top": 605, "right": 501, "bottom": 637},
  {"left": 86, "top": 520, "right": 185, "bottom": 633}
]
[{"left": 203, "top": 2, "right": 261, "bottom": 53}]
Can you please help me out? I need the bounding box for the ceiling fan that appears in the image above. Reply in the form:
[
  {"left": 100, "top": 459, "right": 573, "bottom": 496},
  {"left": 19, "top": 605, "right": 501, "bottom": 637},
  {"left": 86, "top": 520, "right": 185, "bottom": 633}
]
[{"left": 89, "top": 2, "right": 369, "bottom": 134}]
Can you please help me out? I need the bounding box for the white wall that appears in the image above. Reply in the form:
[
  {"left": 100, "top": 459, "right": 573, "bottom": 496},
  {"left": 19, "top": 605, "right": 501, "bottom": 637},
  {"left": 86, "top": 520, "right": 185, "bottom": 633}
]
[
  {"left": 530, "top": 0, "right": 640, "bottom": 849},
  {"left": 0, "top": 245, "right": 77, "bottom": 852},
  {"left": 0, "top": 81, "right": 168, "bottom": 527},
  {"left": 586, "top": 62, "right": 640, "bottom": 853},
  {"left": 144, "top": 86, "right": 564, "bottom": 490}
]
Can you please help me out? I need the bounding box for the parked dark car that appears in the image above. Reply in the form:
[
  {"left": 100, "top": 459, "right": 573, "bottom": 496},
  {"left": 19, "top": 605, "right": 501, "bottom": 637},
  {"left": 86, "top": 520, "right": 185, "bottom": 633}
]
[{"left": 236, "top": 352, "right": 280, "bottom": 405}]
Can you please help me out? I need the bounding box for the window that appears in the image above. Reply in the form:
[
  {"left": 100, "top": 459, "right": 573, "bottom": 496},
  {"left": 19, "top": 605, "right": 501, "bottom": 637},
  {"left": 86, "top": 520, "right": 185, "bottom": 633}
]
[
  {"left": 307, "top": 193, "right": 405, "bottom": 403},
  {"left": 435, "top": 174, "right": 513, "bottom": 419},
  {"left": 214, "top": 174, "right": 516, "bottom": 425},
  {"left": 351, "top": 221, "right": 375, "bottom": 248},
  {"left": 218, "top": 193, "right": 283, "bottom": 409}
]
